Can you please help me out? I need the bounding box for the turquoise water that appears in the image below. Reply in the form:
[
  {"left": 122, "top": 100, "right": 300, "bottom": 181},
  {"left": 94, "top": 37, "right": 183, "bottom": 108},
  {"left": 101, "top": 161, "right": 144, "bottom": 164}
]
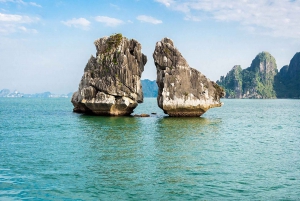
[{"left": 0, "top": 98, "right": 300, "bottom": 200}]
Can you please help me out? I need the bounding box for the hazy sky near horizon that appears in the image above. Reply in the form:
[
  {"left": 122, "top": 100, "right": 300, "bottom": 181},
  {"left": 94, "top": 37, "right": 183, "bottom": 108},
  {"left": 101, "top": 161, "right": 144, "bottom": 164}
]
[{"left": 0, "top": 0, "right": 300, "bottom": 94}]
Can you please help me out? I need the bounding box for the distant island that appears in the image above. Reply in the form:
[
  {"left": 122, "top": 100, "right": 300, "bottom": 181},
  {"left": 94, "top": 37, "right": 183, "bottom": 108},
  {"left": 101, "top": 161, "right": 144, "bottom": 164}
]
[
  {"left": 2, "top": 49, "right": 299, "bottom": 100},
  {"left": 0, "top": 79, "right": 158, "bottom": 98},
  {"left": 141, "top": 79, "right": 158, "bottom": 97},
  {"left": 217, "top": 52, "right": 300, "bottom": 99},
  {"left": 0, "top": 89, "right": 73, "bottom": 98}
]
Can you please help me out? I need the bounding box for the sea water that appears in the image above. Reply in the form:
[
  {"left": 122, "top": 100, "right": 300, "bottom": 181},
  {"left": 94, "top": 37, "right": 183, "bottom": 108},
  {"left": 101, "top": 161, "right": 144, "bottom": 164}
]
[{"left": 0, "top": 98, "right": 300, "bottom": 200}]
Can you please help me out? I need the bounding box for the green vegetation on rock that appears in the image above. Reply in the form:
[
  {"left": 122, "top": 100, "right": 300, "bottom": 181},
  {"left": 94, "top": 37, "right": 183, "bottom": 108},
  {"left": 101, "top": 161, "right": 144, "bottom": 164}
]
[
  {"left": 108, "top": 33, "right": 122, "bottom": 46},
  {"left": 217, "top": 65, "right": 242, "bottom": 98},
  {"left": 218, "top": 51, "right": 300, "bottom": 99},
  {"left": 217, "top": 52, "right": 278, "bottom": 99},
  {"left": 105, "top": 33, "right": 123, "bottom": 53}
]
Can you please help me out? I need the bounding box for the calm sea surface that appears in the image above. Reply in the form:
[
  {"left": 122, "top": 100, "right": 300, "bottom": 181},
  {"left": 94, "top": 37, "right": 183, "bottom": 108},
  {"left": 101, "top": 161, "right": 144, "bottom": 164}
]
[{"left": 0, "top": 98, "right": 300, "bottom": 200}]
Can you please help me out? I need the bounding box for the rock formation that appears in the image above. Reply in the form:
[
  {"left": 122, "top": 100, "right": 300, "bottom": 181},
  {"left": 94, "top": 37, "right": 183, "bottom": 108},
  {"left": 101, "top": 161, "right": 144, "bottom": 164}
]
[
  {"left": 141, "top": 79, "right": 158, "bottom": 97},
  {"left": 71, "top": 34, "right": 147, "bottom": 115},
  {"left": 218, "top": 65, "right": 243, "bottom": 98},
  {"left": 217, "top": 51, "right": 278, "bottom": 99},
  {"left": 243, "top": 51, "right": 277, "bottom": 98},
  {"left": 153, "top": 38, "right": 224, "bottom": 117},
  {"left": 287, "top": 52, "right": 300, "bottom": 79},
  {"left": 274, "top": 52, "right": 300, "bottom": 98}
]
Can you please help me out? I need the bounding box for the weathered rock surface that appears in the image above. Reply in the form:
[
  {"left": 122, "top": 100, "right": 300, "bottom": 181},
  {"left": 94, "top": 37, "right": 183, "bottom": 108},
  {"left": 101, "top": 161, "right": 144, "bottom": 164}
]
[
  {"left": 71, "top": 34, "right": 147, "bottom": 115},
  {"left": 153, "top": 38, "right": 224, "bottom": 117}
]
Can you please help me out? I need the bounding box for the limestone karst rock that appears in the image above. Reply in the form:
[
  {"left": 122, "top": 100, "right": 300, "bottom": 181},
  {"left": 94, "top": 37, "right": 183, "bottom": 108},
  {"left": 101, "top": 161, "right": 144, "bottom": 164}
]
[
  {"left": 242, "top": 51, "right": 277, "bottom": 98},
  {"left": 274, "top": 52, "right": 300, "bottom": 98},
  {"left": 153, "top": 38, "right": 224, "bottom": 117},
  {"left": 217, "top": 51, "right": 278, "bottom": 99},
  {"left": 71, "top": 34, "right": 147, "bottom": 115},
  {"left": 218, "top": 65, "right": 243, "bottom": 98}
]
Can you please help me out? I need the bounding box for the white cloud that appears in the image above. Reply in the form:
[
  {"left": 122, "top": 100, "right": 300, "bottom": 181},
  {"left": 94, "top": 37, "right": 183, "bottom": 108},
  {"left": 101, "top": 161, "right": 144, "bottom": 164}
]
[
  {"left": 0, "top": 13, "right": 39, "bottom": 23},
  {"left": 29, "top": 2, "right": 41, "bottom": 7},
  {"left": 0, "top": 13, "right": 23, "bottom": 22},
  {"left": 0, "top": 0, "right": 15, "bottom": 3},
  {"left": 110, "top": 3, "right": 120, "bottom": 10},
  {"left": 155, "top": 0, "right": 300, "bottom": 38},
  {"left": 184, "top": 15, "right": 201, "bottom": 22},
  {"left": 0, "top": 12, "right": 39, "bottom": 34},
  {"left": 154, "top": 0, "right": 173, "bottom": 7},
  {"left": 18, "top": 26, "right": 37, "bottom": 33},
  {"left": 0, "top": 0, "right": 41, "bottom": 7},
  {"left": 137, "top": 15, "right": 162, "bottom": 24},
  {"left": 94, "top": 16, "right": 123, "bottom": 27},
  {"left": 61, "top": 18, "right": 90, "bottom": 30}
]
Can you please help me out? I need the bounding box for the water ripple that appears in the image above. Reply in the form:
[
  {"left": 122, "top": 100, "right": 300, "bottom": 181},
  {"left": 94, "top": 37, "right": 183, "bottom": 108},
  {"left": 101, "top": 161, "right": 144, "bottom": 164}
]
[{"left": 0, "top": 98, "right": 300, "bottom": 200}]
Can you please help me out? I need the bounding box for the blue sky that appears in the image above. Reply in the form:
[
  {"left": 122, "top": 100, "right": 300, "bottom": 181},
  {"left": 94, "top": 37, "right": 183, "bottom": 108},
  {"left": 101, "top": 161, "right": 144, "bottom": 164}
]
[{"left": 0, "top": 0, "right": 299, "bottom": 94}]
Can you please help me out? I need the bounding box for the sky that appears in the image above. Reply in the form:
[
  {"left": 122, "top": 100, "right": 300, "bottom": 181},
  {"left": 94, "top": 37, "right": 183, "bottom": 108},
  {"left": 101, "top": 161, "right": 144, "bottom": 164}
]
[{"left": 0, "top": 0, "right": 300, "bottom": 94}]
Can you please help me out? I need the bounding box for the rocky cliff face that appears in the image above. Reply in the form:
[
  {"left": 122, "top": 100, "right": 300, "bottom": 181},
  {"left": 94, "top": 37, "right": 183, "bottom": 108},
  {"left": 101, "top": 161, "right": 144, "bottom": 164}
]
[
  {"left": 274, "top": 52, "right": 300, "bottom": 98},
  {"left": 243, "top": 51, "right": 277, "bottom": 98},
  {"left": 218, "top": 52, "right": 278, "bottom": 99},
  {"left": 153, "top": 38, "right": 224, "bottom": 117},
  {"left": 71, "top": 34, "right": 147, "bottom": 115},
  {"left": 218, "top": 65, "right": 243, "bottom": 98},
  {"left": 287, "top": 52, "right": 300, "bottom": 79}
]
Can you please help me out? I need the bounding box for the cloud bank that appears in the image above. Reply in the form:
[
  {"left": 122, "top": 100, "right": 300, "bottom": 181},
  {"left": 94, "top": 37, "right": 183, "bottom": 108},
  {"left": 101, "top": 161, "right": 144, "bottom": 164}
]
[
  {"left": 0, "top": 12, "right": 39, "bottom": 34},
  {"left": 155, "top": 0, "right": 300, "bottom": 38}
]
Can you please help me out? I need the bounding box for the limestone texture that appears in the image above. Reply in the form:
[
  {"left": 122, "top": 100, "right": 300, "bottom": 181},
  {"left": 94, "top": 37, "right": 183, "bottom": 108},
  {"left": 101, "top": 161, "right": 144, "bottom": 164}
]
[
  {"left": 153, "top": 38, "right": 224, "bottom": 117},
  {"left": 71, "top": 34, "right": 147, "bottom": 115}
]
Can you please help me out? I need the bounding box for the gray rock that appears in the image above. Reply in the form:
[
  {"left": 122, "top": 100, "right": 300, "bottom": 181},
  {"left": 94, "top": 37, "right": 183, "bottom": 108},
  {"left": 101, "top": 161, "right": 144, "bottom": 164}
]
[
  {"left": 153, "top": 38, "right": 224, "bottom": 117},
  {"left": 71, "top": 34, "right": 147, "bottom": 115}
]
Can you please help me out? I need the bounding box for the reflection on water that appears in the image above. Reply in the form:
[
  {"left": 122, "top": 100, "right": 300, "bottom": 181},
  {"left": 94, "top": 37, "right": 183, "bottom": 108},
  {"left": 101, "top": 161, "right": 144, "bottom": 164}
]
[
  {"left": 154, "top": 117, "right": 224, "bottom": 195},
  {"left": 74, "top": 113, "right": 224, "bottom": 200},
  {"left": 157, "top": 116, "right": 222, "bottom": 135}
]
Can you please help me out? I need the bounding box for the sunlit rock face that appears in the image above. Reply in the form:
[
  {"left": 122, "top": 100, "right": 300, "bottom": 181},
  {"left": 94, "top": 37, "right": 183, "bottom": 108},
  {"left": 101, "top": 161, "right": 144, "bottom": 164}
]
[
  {"left": 153, "top": 37, "right": 224, "bottom": 117},
  {"left": 71, "top": 34, "right": 147, "bottom": 116}
]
